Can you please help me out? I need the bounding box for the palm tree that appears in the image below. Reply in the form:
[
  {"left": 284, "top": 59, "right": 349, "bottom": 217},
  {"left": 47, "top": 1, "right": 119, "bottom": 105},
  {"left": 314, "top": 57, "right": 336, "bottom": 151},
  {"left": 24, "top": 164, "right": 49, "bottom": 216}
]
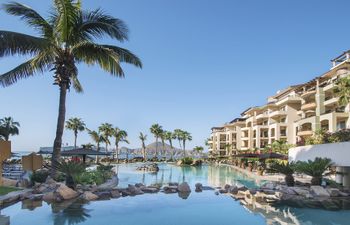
[
  {"left": 0, "top": 1, "right": 142, "bottom": 176},
  {"left": 150, "top": 124, "right": 163, "bottom": 158},
  {"left": 180, "top": 131, "right": 192, "bottom": 157},
  {"left": 164, "top": 131, "right": 174, "bottom": 160},
  {"left": 295, "top": 157, "right": 333, "bottom": 185},
  {"left": 193, "top": 146, "right": 204, "bottom": 157},
  {"left": 0, "top": 117, "right": 20, "bottom": 141},
  {"left": 173, "top": 129, "right": 183, "bottom": 149},
  {"left": 113, "top": 127, "right": 129, "bottom": 162},
  {"left": 334, "top": 75, "right": 350, "bottom": 106},
  {"left": 160, "top": 130, "right": 167, "bottom": 159},
  {"left": 99, "top": 123, "right": 114, "bottom": 153},
  {"left": 81, "top": 143, "right": 94, "bottom": 149},
  {"left": 268, "top": 161, "right": 295, "bottom": 186},
  {"left": 139, "top": 132, "right": 147, "bottom": 162},
  {"left": 65, "top": 117, "right": 85, "bottom": 149},
  {"left": 87, "top": 129, "right": 103, "bottom": 163}
]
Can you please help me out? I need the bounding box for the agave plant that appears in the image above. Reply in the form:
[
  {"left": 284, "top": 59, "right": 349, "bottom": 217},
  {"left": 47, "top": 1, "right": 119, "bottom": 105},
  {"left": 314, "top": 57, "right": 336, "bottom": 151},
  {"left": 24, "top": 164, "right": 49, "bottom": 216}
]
[
  {"left": 268, "top": 161, "right": 295, "bottom": 186},
  {"left": 295, "top": 157, "right": 333, "bottom": 185},
  {"left": 56, "top": 161, "right": 86, "bottom": 189}
]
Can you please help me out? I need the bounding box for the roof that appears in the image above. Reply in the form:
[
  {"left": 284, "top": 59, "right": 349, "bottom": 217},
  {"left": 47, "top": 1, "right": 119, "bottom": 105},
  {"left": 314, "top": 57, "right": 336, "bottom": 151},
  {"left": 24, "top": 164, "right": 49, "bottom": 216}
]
[
  {"left": 269, "top": 84, "right": 303, "bottom": 100},
  {"left": 40, "top": 148, "right": 111, "bottom": 156}
]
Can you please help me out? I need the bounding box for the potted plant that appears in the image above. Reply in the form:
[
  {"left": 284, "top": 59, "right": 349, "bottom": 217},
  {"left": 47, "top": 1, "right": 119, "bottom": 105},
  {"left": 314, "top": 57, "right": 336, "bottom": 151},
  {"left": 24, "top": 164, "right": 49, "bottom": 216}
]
[{"left": 295, "top": 157, "right": 333, "bottom": 185}]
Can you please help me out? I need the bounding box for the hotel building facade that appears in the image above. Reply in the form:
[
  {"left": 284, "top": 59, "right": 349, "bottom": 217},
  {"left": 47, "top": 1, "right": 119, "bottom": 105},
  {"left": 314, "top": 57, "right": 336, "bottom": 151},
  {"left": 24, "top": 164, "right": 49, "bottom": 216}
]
[{"left": 208, "top": 51, "right": 350, "bottom": 156}]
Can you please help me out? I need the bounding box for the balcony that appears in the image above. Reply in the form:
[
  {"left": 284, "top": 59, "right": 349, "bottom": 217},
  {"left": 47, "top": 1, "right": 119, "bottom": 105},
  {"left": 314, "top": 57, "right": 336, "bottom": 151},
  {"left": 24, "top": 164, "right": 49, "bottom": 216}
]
[
  {"left": 275, "top": 95, "right": 302, "bottom": 106},
  {"left": 324, "top": 97, "right": 339, "bottom": 106},
  {"left": 301, "top": 102, "right": 317, "bottom": 111},
  {"left": 297, "top": 130, "right": 313, "bottom": 137},
  {"left": 323, "top": 83, "right": 336, "bottom": 92},
  {"left": 301, "top": 90, "right": 316, "bottom": 98},
  {"left": 269, "top": 110, "right": 287, "bottom": 118},
  {"left": 256, "top": 113, "right": 269, "bottom": 120}
]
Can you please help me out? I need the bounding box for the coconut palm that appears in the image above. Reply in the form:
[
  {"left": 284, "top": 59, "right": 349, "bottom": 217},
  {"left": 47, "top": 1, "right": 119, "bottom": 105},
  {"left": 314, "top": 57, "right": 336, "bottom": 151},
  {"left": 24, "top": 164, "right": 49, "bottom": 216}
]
[
  {"left": 181, "top": 131, "right": 192, "bottom": 157},
  {"left": 0, "top": 117, "right": 20, "bottom": 141},
  {"left": 193, "top": 146, "right": 204, "bottom": 156},
  {"left": 0, "top": 1, "right": 142, "bottom": 176},
  {"left": 173, "top": 129, "right": 183, "bottom": 149},
  {"left": 150, "top": 124, "right": 163, "bottom": 158},
  {"left": 87, "top": 129, "right": 103, "bottom": 163},
  {"left": 164, "top": 131, "right": 175, "bottom": 160},
  {"left": 99, "top": 123, "right": 114, "bottom": 153},
  {"left": 334, "top": 75, "right": 350, "bottom": 106},
  {"left": 295, "top": 157, "right": 333, "bottom": 185},
  {"left": 65, "top": 117, "right": 85, "bottom": 149},
  {"left": 113, "top": 127, "right": 129, "bottom": 162},
  {"left": 139, "top": 132, "right": 147, "bottom": 162}
]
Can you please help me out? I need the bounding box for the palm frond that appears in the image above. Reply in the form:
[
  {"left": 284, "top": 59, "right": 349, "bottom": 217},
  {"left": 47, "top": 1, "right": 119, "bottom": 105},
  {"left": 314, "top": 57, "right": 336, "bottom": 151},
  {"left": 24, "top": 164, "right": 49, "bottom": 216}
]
[
  {"left": 102, "top": 45, "right": 142, "bottom": 68},
  {"left": 77, "top": 8, "right": 128, "bottom": 42},
  {"left": 72, "top": 42, "right": 124, "bottom": 77},
  {"left": 2, "top": 2, "right": 53, "bottom": 38},
  {"left": 0, "top": 31, "right": 49, "bottom": 57},
  {"left": 71, "top": 73, "right": 83, "bottom": 93}
]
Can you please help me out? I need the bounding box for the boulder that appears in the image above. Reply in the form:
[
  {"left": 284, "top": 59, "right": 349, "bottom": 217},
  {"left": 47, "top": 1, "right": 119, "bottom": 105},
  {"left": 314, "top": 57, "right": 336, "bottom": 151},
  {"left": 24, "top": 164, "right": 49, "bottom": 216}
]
[
  {"left": 290, "top": 187, "right": 310, "bottom": 196},
  {"left": 110, "top": 190, "right": 121, "bottom": 198},
  {"left": 163, "top": 186, "right": 178, "bottom": 194},
  {"left": 202, "top": 186, "right": 215, "bottom": 191},
  {"left": 178, "top": 182, "right": 191, "bottom": 193},
  {"left": 55, "top": 184, "right": 79, "bottom": 200},
  {"left": 28, "top": 194, "right": 44, "bottom": 201},
  {"left": 195, "top": 183, "right": 203, "bottom": 192},
  {"left": 127, "top": 185, "right": 144, "bottom": 195},
  {"left": 96, "top": 191, "right": 111, "bottom": 200},
  {"left": 228, "top": 186, "right": 238, "bottom": 194},
  {"left": 327, "top": 188, "right": 341, "bottom": 197},
  {"left": 219, "top": 189, "right": 228, "bottom": 194},
  {"left": 43, "top": 192, "right": 56, "bottom": 202},
  {"left": 168, "top": 182, "right": 178, "bottom": 187},
  {"left": 81, "top": 191, "right": 98, "bottom": 201},
  {"left": 97, "top": 176, "right": 119, "bottom": 191},
  {"left": 140, "top": 186, "right": 159, "bottom": 193},
  {"left": 224, "top": 184, "right": 231, "bottom": 190},
  {"left": 176, "top": 160, "right": 183, "bottom": 166},
  {"left": 310, "top": 186, "right": 330, "bottom": 197}
]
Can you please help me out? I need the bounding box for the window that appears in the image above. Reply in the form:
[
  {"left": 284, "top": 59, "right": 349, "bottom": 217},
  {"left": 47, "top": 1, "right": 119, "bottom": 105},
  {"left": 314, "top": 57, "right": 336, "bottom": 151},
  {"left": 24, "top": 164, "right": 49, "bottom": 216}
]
[{"left": 337, "top": 121, "right": 346, "bottom": 130}]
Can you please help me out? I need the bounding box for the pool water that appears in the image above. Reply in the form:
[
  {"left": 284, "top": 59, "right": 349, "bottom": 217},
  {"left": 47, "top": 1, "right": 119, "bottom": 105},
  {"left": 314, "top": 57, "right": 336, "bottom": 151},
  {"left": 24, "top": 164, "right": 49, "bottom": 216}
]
[{"left": 1, "top": 163, "right": 350, "bottom": 225}]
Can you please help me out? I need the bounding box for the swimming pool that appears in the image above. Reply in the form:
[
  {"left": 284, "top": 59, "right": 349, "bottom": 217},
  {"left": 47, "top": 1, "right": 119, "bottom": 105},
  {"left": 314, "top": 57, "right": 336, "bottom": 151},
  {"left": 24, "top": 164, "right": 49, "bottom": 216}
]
[{"left": 1, "top": 163, "right": 350, "bottom": 225}]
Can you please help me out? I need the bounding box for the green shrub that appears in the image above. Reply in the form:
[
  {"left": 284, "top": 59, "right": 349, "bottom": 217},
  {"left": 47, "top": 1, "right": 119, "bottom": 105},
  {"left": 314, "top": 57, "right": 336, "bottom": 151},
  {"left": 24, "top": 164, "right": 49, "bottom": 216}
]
[
  {"left": 30, "top": 170, "right": 49, "bottom": 184},
  {"left": 268, "top": 161, "right": 296, "bottom": 186},
  {"left": 295, "top": 157, "right": 333, "bottom": 185},
  {"left": 181, "top": 157, "right": 194, "bottom": 165},
  {"left": 56, "top": 161, "right": 86, "bottom": 189},
  {"left": 76, "top": 170, "right": 113, "bottom": 185}
]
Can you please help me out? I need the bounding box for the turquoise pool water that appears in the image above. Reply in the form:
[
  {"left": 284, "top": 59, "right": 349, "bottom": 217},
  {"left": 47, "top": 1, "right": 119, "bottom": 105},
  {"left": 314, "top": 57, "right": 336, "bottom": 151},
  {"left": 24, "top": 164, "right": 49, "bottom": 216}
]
[{"left": 1, "top": 163, "right": 350, "bottom": 225}]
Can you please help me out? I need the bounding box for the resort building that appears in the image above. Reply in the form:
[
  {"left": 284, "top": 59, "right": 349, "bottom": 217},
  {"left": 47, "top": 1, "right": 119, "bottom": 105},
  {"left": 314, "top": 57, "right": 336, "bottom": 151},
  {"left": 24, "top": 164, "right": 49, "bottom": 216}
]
[{"left": 209, "top": 50, "right": 350, "bottom": 156}]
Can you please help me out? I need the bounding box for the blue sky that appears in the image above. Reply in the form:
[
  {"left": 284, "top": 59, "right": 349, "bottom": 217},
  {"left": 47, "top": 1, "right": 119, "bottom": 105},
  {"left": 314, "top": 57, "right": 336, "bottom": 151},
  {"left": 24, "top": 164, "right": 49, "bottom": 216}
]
[{"left": 1, "top": 0, "right": 350, "bottom": 151}]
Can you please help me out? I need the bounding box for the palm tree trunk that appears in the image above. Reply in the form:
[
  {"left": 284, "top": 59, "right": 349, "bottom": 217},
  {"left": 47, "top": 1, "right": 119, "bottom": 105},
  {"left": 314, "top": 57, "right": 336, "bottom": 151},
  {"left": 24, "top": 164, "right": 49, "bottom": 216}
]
[
  {"left": 96, "top": 142, "right": 100, "bottom": 163},
  {"left": 183, "top": 140, "right": 186, "bottom": 157},
  {"left": 116, "top": 143, "right": 119, "bottom": 163},
  {"left": 170, "top": 140, "right": 173, "bottom": 161},
  {"left": 51, "top": 84, "right": 68, "bottom": 177},
  {"left": 74, "top": 131, "right": 77, "bottom": 149},
  {"left": 142, "top": 144, "right": 146, "bottom": 162},
  {"left": 155, "top": 137, "right": 158, "bottom": 158}
]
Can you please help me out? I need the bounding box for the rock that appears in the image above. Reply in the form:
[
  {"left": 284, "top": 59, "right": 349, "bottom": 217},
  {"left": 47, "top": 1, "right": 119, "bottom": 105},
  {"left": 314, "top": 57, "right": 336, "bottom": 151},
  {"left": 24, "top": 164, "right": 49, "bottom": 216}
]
[
  {"left": 214, "top": 191, "right": 219, "bottom": 195},
  {"left": 96, "top": 191, "right": 111, "bottom": 200},
  {"left": 178, "top": 182, "right": 191, "bottom": 192},
  {"left": 224, "top": 184, "right": 231, "bottom": 190},
  {"left": 127, "top": 184, "right": 144, "bottom": 195},
  {"left": 2, "top": 178, "right": 17, "bottom": 187},
  {"left": 178, "top": 191, "right": 191, "bottom": 199},
  {"left": 202, "top": 186, "right": 215, "bottom": 191},
  {"left": 29, "top": 194, "right": 44, "bottom": 201},
  {"left": 219, "top": 189, "right": 228, "bottom": 194},
  {"left": 176, "top": 160, "right": 183, "bottom": 166},
  {"left": 135, "top": 183, "right": 144, "bottom": 188},
  {"left": 163, "top": 186, "right": 178, "bottom": 194},
  {"left": 290, "top": 187, "right": 310, "bottom": 196},
  {"left": 195, "top": 183, "right": 203, "bottom": 192},
  {"left": 168, "top": 182, "right": 178, "bottom": 186},
  {"left": 97, "top": 176, "right": 119, "bottom": 191},
  {"left": 136, "top": 164, "right": 159, "bottom": 172},
  {"left": 261, "top": 182, "right": 276, "bottom": 190},
  {"left": 140, "top": 186, "right": 159, "bottom": 193},
  {"left": 191, "top": 159, "right": 202, "bottom": 166},
  {"left": 228, "top": 186, "right": 238, "bottom": 194},
  {"left": 327, "top": 188, "right": 341, "bottom": 197},
  {"left": 45, "top": 176, "right": 56, "bottom": 185},
  {"left": 310, "top": 186, "right": 330, "bottom": 197},
  {"left": 110, "top": 190, "right": 121, "bottom": 198},
  {"left": 18, "top": 179, "right": 30, "bottom": 188},
  {"left": 55, "top": 184, "right": 79, "bottom": 200},
  {"left": 81, "top": 191, "right": 98, "bottom": 201},
  {"left": 43, "top": 192, "right": 56, "bottom": 202}
]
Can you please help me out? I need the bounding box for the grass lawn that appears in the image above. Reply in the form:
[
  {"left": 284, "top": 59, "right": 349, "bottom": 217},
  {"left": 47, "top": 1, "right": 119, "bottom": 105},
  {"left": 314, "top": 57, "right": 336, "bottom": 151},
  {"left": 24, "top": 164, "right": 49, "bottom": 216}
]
[{"left": 0, "top": 186, "right": 19, "bottom": 196}]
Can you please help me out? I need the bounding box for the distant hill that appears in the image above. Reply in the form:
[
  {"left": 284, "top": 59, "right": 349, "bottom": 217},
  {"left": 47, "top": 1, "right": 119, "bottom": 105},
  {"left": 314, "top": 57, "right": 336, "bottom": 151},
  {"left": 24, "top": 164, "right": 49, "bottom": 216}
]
[{"left": 120, "top": 142, "right": 188, "bottom": 156}]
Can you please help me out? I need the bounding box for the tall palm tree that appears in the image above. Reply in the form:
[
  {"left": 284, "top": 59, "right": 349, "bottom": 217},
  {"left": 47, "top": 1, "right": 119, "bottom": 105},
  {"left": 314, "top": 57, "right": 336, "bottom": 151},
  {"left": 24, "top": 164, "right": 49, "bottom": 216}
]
[
  {"left": 139, "top": 132, "right": 147, "bottom": 162},
  {"left": 99, "top": 123, "right": 114, "bottom": 153},
  {"left": 334, "top": 75, "right": 350, "bottom": 106},
  {"left": 173, "top": 129, "right": 183, "bottom": 149},
  {"left": 0, "top": 1, "right": 142, "bottom": 176},
  {"left": 181, "top": 131, "right": 192, "bottom": 157},
  {"left": 150, "top": 124, "right": 163, "bottom": 158},
  {"left": 164, "top": 131, "right": 175, "bottom": 160},
  {"left": 113, "top": 127, "right": 129, "bottom": 162},
  {"left": 0, "top": 117, "right": 20, "bottom": 141},
  {"left": 87, "top": 129, "right": 104, "bottom": 163},
  {"left": 65, "top": 117, "right": 85, "bottom": 149},
  {"left": 160, "top": 130, "right": 167, "bottom": 159}
]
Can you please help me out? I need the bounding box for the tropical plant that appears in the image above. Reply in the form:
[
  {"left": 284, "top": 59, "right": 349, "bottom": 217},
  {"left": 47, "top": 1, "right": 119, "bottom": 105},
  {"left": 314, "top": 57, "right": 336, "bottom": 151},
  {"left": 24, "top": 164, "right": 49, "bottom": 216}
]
[
  {"left": 81, "top": 143, "right": 94, "bottom": 149},
  {"left": 113, "top": 127, "right": 129, "bottom": 162},
  {"left": 268, "top": 161, "right": 295, "bottom": 186},
  {"left": 270, "top": 140, "right": 293, "bottom": 154},
  {"left": 164, "top": 131, "right": 174, "bottom": 160},
  {"left": 150, "top": 124, "right": 163, "bottom": 158},
  {"left": 0, "top": 117, "right": 20, "bottom": 141},
  {"left": 99, "top": 123, "right": 114, "bottom": 153},
  {"left": 0, "top": 1, "right": 142, "bottom": 176},
  {"left": 173, "top": 129, "right": 183, "bottom": 149},
  {"left": 160, "top": 130, "right": 167, "bottom": 158},
  {"left": 56, "top": 161, "right": 86, "bottom": 189},
  {"left": 334, "top": 75, "right": 350, "bottom": 106},
  {"left": 295, "top": 157, "right": 333, "bottom": 185},
  {"left": 87, "top": 129, "right": 104, "bottom": 163},
  {"left": 65, "top": 117, "right": 85, "bottom": 149},
  {"left": 180, "top": 131, "right": 192, "bottom": 157},
  {"left": 139, "top": 132, "right": 147, "bottom": 161},
  {"left": 193, "top": 146, "right": 204, "bottom": 156}
]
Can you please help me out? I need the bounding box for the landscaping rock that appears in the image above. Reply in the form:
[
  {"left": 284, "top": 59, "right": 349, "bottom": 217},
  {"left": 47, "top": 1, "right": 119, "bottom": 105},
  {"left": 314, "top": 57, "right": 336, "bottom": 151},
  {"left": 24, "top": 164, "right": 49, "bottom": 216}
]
[
  {"left": 43, "top": 192, "right": 56, "bottom": 202},
  {"left": 56, "top": 184, "right": 79, "bottom": 200},
  {"left": 228, "top": 186, "right": 238, "bottom": 194},
  {"left": 127, "top": 184, "right": 144, "bottom": 195},
  {"left": 202, "top": 186, "right": 215, "bottom": 191},
  {"left": 110, "top": 190, "right": 121, "bottom": 198},
  {"left": 327, "top": 188, "right": 341, "bottom": 197},
  {"left": 140, "top": 186, "right": 159, "bottom": 193},
  {"left": 168, "top": 182, "right": 178, "bottom": 187},
  {"left": 163, "top": 186, "right": 178, "bottom": 194},
  {"left": 219, "top": 189, "right": 228, "bottom": 194},
  {"left": 81, "top": 191, "right": 98, "bottom": 201},
  {"left": 97, "top": 176, "right": 119, "bottom": 191},
  {"left": 310, "top": 186, "right": 330, "bottom": 197},
  {"left": 290, "top": 187, "right": 310, "bottom": 196},
  {"left": 195, "top": 183, "right": 203, "bottom": 192},
  {"left": 178, "top": 182, "right": 191, "bottom": 192},
  {"left": 96, "top": 191, "right": 111, "bottom": 200},
  {"left": 29, "top": 194, "right": 44, "bottom": 201}
]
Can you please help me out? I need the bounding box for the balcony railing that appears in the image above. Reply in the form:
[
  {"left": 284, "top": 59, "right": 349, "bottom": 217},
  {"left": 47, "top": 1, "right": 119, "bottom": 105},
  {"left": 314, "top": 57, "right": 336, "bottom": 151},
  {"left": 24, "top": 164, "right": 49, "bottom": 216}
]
[
  {"left": 301, "top": 102, "right": 317, "bottom": 111},
  {"left": 297, "top": 130, "right": 313, "bottom": 136}
]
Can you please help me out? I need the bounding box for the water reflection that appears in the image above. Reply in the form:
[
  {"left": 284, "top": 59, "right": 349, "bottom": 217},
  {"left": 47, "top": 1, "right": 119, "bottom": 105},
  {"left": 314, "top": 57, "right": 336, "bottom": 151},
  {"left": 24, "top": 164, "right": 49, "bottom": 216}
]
[{"left": 51, "top": 200, "right": 91, "bottom": 225}]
